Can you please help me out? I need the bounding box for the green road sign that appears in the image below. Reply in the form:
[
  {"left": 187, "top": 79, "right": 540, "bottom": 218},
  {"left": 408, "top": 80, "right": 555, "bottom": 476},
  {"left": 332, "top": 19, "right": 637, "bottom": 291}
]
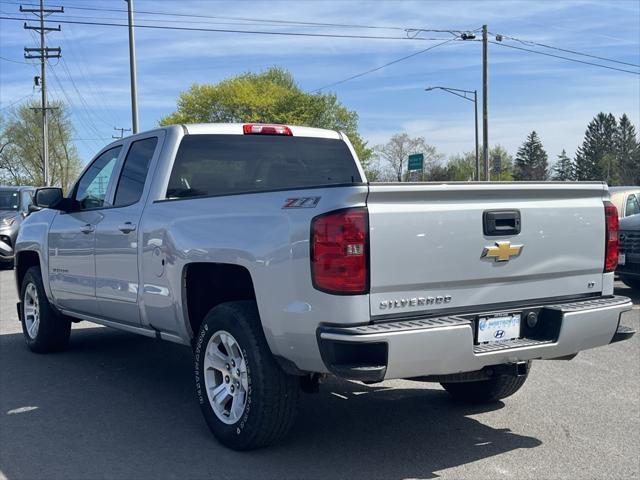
[{"left": 408, "top": 153, "right": 424, "bottom": 171}]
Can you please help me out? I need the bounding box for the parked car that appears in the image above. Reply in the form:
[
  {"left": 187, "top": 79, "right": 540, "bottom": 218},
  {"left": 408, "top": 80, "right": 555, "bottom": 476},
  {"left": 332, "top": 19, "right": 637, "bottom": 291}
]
[
  {"left": 0, "top": 186, "right": 35, "bottom": 268},
  {"left": 14, "top": 124, "right": 635, "bottom": 450},
  {"left": 609, "top": 186, "right": 640, "bottom": 218},
  {"left": 617, "top": 213, "right": 640, "bottom": 290}
]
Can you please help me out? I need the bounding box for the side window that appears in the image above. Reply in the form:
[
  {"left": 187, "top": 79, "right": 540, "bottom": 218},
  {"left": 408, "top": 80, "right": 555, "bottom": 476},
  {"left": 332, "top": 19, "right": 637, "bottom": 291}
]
[
  {"left": 75, "top": 146, "right": 122, "bottom": 209},
  {"left": 625, "top": 194, "right": 640, "bottom": 217},
  {"left": 114, "top": 137, "right": 158, "bottom": 207}
]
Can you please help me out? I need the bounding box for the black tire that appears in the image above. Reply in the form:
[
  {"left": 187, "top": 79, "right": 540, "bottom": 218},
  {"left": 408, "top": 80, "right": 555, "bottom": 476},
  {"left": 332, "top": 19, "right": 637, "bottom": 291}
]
[
  {"left": 621, "top": 276, "right": 640, "bottom": 291},
  {"left": 20, "top": 266, "right": 71, "bottom": 353},
  {"left": 194, "top": 301, "right": 299, "bottom": 450},
  {"left": 441, "top": 364, "right": 530, "bottom": 403}
]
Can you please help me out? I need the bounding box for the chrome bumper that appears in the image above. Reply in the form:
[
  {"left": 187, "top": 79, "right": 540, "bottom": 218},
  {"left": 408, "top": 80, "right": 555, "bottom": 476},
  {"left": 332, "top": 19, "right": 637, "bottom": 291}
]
[{"left": 317, "top": 296, "right": 634, "bottom": 381}]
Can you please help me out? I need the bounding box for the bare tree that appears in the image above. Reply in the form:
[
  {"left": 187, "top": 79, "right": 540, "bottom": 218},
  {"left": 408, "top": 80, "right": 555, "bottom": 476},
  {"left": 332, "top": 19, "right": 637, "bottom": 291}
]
[{"left": 0, "top": 100, "right": 82, "bottom": 191}]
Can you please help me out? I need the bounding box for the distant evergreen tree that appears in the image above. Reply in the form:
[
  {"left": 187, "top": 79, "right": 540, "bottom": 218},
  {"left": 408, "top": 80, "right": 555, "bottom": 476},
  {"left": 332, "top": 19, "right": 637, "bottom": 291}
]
[
  {"left": 552, "top": 149, "right": 575, "bottom": 181},
  {"left": 615, "top": 114, "right": 640, "bottom": 185},
  {"left": 514, "top": 131, "right": 548, "bottom": 181},
  {"left": 574, "top": 112, "right": 617, "bottom": 181}
]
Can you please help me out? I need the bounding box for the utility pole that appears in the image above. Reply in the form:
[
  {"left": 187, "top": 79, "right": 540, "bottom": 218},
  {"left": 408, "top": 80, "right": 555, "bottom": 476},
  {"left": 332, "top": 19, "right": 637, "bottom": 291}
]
[
  {"left": 125, "top": 0, "right": 139, "bottom": 134},
  {"left": 482, "top": 24, "right": 489, "bottom": 181},
  {"left": 22, "top": 0, "right": 63, "bottom": 187},
  {"left": 113, "top": 127, "right": 131, "bottom": 139}
]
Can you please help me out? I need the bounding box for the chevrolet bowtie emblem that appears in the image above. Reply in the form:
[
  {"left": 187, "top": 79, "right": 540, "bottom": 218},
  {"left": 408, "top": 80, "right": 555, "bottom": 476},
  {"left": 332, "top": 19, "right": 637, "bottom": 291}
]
[{"left": 482, "top": 241, "right": 523, "bottom": 262}]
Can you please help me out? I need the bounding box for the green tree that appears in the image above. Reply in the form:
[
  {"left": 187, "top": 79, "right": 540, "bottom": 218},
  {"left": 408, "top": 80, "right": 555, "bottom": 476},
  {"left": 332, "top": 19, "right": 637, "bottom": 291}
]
[
  {"left": 574, "top": 112, "right": 617, "bottom": 182},
  {"left": 446, "top": 152, "right": 476, "bottom": 181},
  {"left": 514, "top": 131, "right": 548, "bottom": 181},
  {"left": 0, "top": 100, "right": 81, "bottom": 190},
  {"left": 615, "top": 114, "right": 639, "bottom": 185},
  {"left": 373, "top": 133, "right": 444, "bottom": 181},
  {"left": 488, "top": 145, "right": 513, "bottom": 181},
  {"left": 160, "top": 67, "right": 372, "bottom": 167},
  {"left": 552, "top": 149, "right": 575, "bottom": 181}
]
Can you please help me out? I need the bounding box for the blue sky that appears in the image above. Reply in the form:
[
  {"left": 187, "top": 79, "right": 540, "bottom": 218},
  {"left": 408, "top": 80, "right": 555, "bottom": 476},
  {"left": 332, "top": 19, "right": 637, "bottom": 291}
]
[{"left": 1, "top": 0, "right": 639, "bottom": 166}]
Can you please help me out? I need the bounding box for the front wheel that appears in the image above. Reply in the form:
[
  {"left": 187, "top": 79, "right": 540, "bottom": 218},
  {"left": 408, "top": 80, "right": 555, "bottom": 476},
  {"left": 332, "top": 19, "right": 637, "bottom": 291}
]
[
  {"left": 194, "top": 301, "right": 299, "bottom": 450},
  {"left": 20, "top": 266, "right": 71, "bottom": 353},
  {"left": 441, "top": 363, "right": 531, "bottom": 403}
]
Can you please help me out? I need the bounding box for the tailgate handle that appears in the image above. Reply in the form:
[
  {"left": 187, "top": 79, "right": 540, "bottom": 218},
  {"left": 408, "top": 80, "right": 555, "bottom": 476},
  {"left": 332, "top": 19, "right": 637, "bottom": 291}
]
[{"left": 483, "top": 210, "right": 521, "bottom": 236}]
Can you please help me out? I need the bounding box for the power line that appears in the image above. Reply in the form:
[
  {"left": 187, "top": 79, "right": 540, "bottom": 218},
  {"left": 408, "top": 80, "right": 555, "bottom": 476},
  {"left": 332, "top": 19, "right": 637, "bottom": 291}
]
[
  {"left": 47, "top": 63, "right": 105, "bottom": 146},
  {"left": 5, "top": 1, "right": 464, "bottom": 34},
  {"left": 489, "top": 40, "right": 640, "bottom": 75},
  {"left": 0, "top": 92, "right": 34, "bottom": 111},
  {"left": 0, "top": 15, "right": 455, "bottom": 42},
  {"left": 312, "top": 38, "right": 460, "bottom": 92},
  {"left": 492, "top": 32, "right": 640, "bottom": 68},
  {"left": 58, "top": 29, "right": 120, "bottom": 126},
  {"left": 57, "top": 56, "right": 114, "bottom": 129},
  {"left": 0, "top": 54, "right": 31, "bottom": 64}
]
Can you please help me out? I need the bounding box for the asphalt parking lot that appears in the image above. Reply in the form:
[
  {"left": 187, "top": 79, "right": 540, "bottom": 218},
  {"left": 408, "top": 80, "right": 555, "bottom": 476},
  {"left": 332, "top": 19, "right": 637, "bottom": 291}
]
[{"left": 0, "top": 268, "right": 638, "bottom": 480}]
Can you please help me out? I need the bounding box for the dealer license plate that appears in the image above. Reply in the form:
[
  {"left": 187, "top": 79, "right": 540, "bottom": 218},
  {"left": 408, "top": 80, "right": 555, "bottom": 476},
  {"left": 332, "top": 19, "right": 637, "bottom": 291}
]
[{"left": 477, "top": 313, "right": 521, "bottom": 344}]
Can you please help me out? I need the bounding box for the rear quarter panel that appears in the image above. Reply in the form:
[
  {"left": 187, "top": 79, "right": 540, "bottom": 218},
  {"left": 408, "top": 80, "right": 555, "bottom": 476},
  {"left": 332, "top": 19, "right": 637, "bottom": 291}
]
[{"left": 139, "top": 185, "right": 369, "bottom": 372}]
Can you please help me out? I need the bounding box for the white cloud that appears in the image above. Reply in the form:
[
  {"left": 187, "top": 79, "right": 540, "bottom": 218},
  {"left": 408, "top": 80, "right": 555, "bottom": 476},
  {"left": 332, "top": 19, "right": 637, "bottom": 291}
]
[{"left": 0, "top": 0, "right": 637, "bottom": 164}]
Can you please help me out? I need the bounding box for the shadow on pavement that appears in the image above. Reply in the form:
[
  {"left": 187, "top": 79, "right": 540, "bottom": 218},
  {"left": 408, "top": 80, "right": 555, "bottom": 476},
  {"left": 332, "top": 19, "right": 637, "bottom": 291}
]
[
  {"left": 614, "top": 284, "right": 639, "bottom": 305},
  {"left": 0, "top": 327, "right": 542, "bottom": 480}
]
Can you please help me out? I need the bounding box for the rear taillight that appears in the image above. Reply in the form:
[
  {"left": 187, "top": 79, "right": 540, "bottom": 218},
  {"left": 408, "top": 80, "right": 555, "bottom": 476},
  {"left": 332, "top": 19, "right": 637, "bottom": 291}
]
[
  {"left": 604, "top": 201, "right": 619, "bottom": 273},
  {"left": 311, "top": 208, "right": 368, "bottom": 294},
  {"left": 243, "top": 123, "right": 292, "bottom": 136}
]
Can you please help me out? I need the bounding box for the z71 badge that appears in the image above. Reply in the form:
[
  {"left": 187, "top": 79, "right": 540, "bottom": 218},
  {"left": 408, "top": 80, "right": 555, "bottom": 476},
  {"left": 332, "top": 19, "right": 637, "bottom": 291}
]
[{"left": 282, "top": 197, "right": 321, "bottom": 209}]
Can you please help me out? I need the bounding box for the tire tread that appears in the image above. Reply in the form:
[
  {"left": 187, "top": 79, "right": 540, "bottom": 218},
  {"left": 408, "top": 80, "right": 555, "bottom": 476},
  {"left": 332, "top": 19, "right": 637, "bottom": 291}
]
[{"left": 195, "top": 301, "right": 298, "bottom": 450}]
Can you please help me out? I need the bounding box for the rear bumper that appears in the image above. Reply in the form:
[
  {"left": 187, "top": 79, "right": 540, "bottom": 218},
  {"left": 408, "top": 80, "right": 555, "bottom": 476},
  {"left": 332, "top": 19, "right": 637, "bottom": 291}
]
[{"left": 317, "top": 296, "right": 634, "bottom": 381}]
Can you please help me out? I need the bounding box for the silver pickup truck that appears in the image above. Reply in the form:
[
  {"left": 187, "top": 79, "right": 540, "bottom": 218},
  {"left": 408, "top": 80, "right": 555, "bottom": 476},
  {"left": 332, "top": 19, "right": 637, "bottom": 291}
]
[{"left": 14, "top": 123, "right": 635, "bottom": 450}]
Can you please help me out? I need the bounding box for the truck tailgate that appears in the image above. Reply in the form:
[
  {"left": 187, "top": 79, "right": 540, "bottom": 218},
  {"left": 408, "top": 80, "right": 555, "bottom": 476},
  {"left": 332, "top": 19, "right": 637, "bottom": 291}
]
[{"left": 367, "top": 182, "right": 607, "bottom": 317}]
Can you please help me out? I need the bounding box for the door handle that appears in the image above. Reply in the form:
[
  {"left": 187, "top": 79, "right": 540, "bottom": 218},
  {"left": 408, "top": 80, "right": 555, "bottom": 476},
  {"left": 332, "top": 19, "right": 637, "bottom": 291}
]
[
  {"left": 118, "top": 222, "right": 137, "bottom": 234},
  {"left": 483, "top": 210, "right": 521, "bottom": 236},
  {"left": 80, "top": 224, "right": 94, "bottom": 234}
]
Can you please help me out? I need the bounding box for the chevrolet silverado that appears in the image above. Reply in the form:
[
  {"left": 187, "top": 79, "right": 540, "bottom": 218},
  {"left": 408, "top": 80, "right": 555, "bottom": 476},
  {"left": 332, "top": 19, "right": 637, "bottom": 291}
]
[{"left": 14, "top": 123, "right": 635, "bottom": 450}]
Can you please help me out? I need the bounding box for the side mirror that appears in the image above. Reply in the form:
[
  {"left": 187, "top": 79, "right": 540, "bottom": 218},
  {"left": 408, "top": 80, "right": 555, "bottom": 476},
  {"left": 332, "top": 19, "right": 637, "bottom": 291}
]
[
  {"left": 34, "top": 187, "right": 64, "bottom": 209},
  {"left": 27, "top": 204, "right": 40, "bottom": 215}
]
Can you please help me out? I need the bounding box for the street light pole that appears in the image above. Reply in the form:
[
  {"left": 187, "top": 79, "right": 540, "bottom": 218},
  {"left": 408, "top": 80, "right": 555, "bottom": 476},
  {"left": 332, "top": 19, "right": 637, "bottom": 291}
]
[
  {"left": 473, "top": 89, "right": 479, "bottom": 182},
  {"left": 125, "top": 0, "right": 139, "bottom": 134},
  {"left": 425, "top": 86, "right": 480, "bottom": 181}
]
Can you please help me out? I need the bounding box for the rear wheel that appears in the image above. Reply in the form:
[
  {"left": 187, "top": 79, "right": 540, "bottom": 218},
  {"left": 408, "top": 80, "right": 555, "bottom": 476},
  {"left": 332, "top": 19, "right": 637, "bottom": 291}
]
[
  {"left": 194, "top": 301, "right": 299, "bottom": 450},
  {"left": 621, "top": 276, "right": 640, "bottom": 291},
  {"left": 441, "top": 364, "right": 530, "bottom": 403},
  {"left": 20, "top": 266, "right": 71, "bottom": 353}
]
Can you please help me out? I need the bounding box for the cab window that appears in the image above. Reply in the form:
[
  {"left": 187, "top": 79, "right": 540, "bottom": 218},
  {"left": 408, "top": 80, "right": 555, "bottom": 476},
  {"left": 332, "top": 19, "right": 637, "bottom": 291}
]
[
  {"left": 625, "top": 194, "right": 639, "bottom": 217},
  {"left": 114, "top": 137, "right": 158, "bottom": 206},
  {"left": 74, "top": 146, "right": 122, "bottom": 209}
]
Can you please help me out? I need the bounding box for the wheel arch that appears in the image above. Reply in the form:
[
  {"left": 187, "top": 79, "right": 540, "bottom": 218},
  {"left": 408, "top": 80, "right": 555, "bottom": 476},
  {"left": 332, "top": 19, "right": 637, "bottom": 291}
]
[
  {"left": 182, "top": 262, "right": 258, "bottom": 341},
  {"left": 15, "top": 250, "right": 41, "bottom": 292}
]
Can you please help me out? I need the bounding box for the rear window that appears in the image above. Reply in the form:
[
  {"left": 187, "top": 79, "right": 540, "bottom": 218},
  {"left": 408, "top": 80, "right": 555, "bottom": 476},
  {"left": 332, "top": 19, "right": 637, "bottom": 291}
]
[{"left": 166, "top": 134, "right": 361, "bottom": 199}]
